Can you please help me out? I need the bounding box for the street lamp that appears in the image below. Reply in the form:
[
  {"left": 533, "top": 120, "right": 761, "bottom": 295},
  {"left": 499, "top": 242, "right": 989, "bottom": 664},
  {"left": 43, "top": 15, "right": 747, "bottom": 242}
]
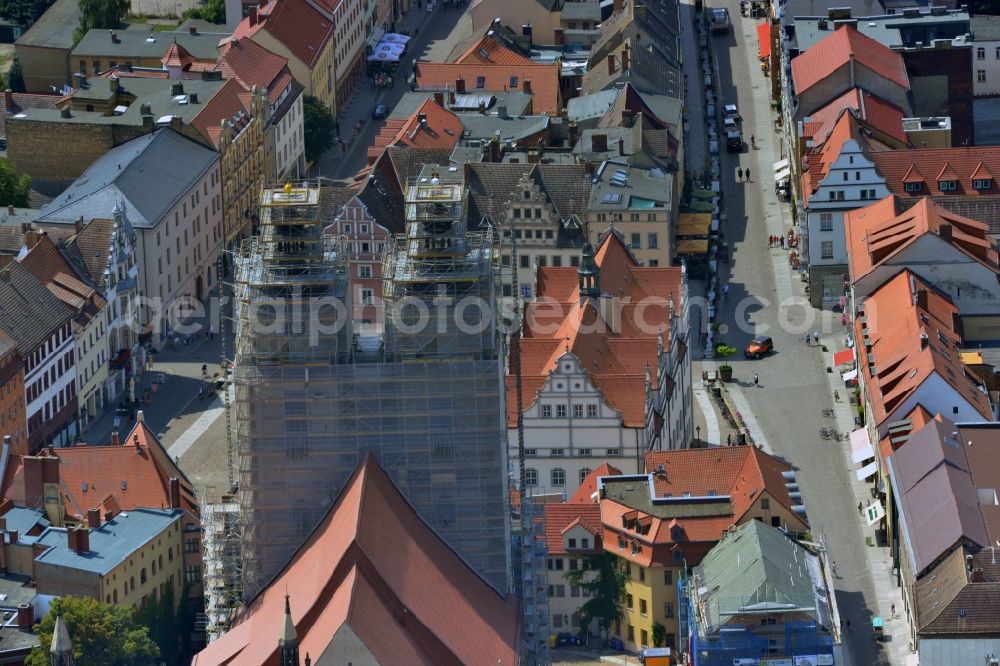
[{"left": 695, "top": 425, "right": 701, "bottom": 445}]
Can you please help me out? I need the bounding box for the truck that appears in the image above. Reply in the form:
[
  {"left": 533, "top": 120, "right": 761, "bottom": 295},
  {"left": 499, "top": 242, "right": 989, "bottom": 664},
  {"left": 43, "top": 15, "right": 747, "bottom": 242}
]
[{"left": 708, "top": 7, "right": 731, "bottom": 34}]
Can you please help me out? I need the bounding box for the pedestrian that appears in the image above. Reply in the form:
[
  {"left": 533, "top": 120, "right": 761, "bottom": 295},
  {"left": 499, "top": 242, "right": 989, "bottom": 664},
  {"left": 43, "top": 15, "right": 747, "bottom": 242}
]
[
  {"left": 834, "top": 389, "right": 840, "bottom": 402},
  {"left": 750, "top": 134, "right": 756, "bottom": 149},
  {"left": 723, "top": 282, "right": 730, "bottom": 299},
  {"left": 857, "top": 501, "right": 863, "bottom": 514},
  {"left": 753, "top": 372, "right": 759, "bottom": 387},
  {"left": 746, "top": 167, "right": 751, "bottom": 182},
  {"left": 846, "top": 618, "right": 851, "bottom": 630},
  {"left": 813, "top": 331, "right": 820, "bottom": 345},
  {"left": 891, "top": 603, "right": 896, "bottom": 618},
  {"left": 737, "top": 167, "right": 743, "bottom": 182},
  {"left": 832, "top": 561, "right": 839, "bottom": 578},
  {"left": 727, "top": 433, "right": 733, "bottom": 446},
  {"left": 779, "top": 236, "right": 785, "bottom": 249},
  {"left": 866, "top": 498, "right": 871, "bottom": 508},
  {"left": 805, "top": 332, "right": 811, "bottom": 346}
]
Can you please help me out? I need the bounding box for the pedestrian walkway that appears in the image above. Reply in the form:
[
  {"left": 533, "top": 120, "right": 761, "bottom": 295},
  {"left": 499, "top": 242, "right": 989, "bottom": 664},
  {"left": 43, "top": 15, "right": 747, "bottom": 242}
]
[
  {"left": 693, "top": 386, "right": 721, "bottom": 445},
  {"left": 166, "top": 393, "right": 226, "bottom": 459}
]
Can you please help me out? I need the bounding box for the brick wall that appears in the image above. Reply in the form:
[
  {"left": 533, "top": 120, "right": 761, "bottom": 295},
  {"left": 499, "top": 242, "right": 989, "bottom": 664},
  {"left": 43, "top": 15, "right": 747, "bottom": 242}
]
[{"left": 903, "top": 47, "right": 974, "bottom": 147}]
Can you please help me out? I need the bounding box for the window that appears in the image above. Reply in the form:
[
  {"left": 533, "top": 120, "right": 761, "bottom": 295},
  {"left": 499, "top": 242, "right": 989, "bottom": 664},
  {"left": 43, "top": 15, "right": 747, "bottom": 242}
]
[
  {"left": 557, "top": 404, "right": 567, "bottom": 418},
  {"left": 640, "top": 629, "right": 648, "bottom": 646},
  {"left": 978, "top": 47, "right": 986, "bottom": 60},
  {"left": 627, "top": 625, "right": 635, "bottom": 641},
  {"left": 974, "top": 178, "right": 993, "bottom": 190},
  {"left": 626, "top": 593, "right": 634, "bottom": 609},
  {"left": 996, "top": 46, "right": 1000, "bottom": 59},
  {"left": 939, "top": 180, "right": 958, "bottom": 191},
  {"left": 525, "top": 468, "right": 538, "bottom": 486},
  {"left": 553, "top": 584, "right": 565, "bottom": 597},
  {"left": 672, "top": 549, "right": 683, "bottom": 561},
  {"left": 639, "top": 568, "right": 645, "bottom": 582},
  {"left": 630, "top": 233, "right": 641, "bottom": 248},
  {"left": 578, "top": 448, "right": 591, "bottom": 457},
  {"left": 519, "top": 255, "right": 530, "bottom": 268},
  {"left": 552, "top": 468, "right": 566, "bottom": 486},
  {"left": 761, "top": 498, "right": 770, "bottom": 509},
  {"left": 571, "top": 585, "right": 580, "bottom": 597},
  {"left": 665, "top": 601, "right": 675, "bottom": 617},
  {"left": 664, "top": 570, "right": 673, "bottom": 585},
  {"left": 552, "top": 255, "right": 562, "bottom": 267},
  {"left": 587, "top": 404, "right": 597, "bottom": 417},
  {"left": 510, "top": 76, "right": 518, "bottom": 88},
  {"left": 552, "top": 613, "right": 563, "bottom": 628},
  {"left": 537, "top": 256, "right": 547, "bottom": 267},
  {"left": 542, "top": 404, "right": 552, "bottom": 418},
  {"left": 820, "top": 213, "right": 833, "bottom": 231},
  {"left": 551, "top": 448, "right": 565, "bottom": 457},
  {"left": 579, "top": 467, "right": 592, "bottom": 483},
  {"left": 607, "top": 448, "right": 620, "bottom": 456},
  {"left": 359, "top": 265, "right": 372, "bottom": 278},
  {"left": 978, "top": 69, "right": 987, "bottom": 83},
  {"left": 772, "top": 516, "right": 781, "bottom": 527},
  {"left": 573, "top": 404, "right": 583, "bottom": 418},
  {"left": 582, "top": 538, "right": 589, "bottom": 549},
  {"left": 647, "top": 233, "right": 658, "bottom": 249},
  {"left": 904, "top": 181, "right": 922, "bottom": 193},
  {"left": 475, "top": 76, "right": 486, "bottom": 89},
  {"left": 821, "top": 241, "right": 834, "bottom": 259},
  {"left": 361, "top": 289, "right": 374, "bottom": 304}
]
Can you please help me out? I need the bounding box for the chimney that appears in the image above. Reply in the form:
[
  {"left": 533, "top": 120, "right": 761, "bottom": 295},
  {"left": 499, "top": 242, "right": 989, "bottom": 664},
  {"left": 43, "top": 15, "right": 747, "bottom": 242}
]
[
  {"left": 592, "top": 133, "right": 608, "bottom": 152},
  {"left": 523, "top": 79, "right": 532, "bottom": 94},
  {"left": 111, "top": 30, "right": 119, "bottom": 44},
  {"left": 136, "top": 410, "right": 144, "bottom": 423},
  {"left": 0, "top": 497, "right": 11, "bottom": 516},
  {"left": 7, "top": 530, "right": 16, "bottom": 544},
  {"left": 87, "top": 508, "right": 101, "bottom": 529},
  {"left": 455, "top": 77, "right": 466, "bottom": 94},
  {"left": 939, "top": 223, "right": 952, "bottom": 243},
  {"left": 489, "top": 136, "right": 501, "bottom": 163},
  {"left": 249, "top": 6, "right": 259, "bottom": 25},
  {"left": 554, "top": 28, "right": 565, "bottom": 45},
  {"left": 618, "top": 137, "right": 625, "bottom": 155},
  {"left": 3, "top": 89, "right": 12, "bottom": 111},
  {"left": 170, "top": 82, "right": 184, "bottom": 96},
  {"left": 16, "top": 605, "right": 32, "bottom": 630},
  {"left": 189, "top": 25, "right": 198, "bottom": 35},
  {"left": 66, "top": 527, "right": 78, "bottom": 552},
  {"left": 621, "top": 45, "right": 630, "bottom": 71},
  {"left": 60, "top": 106, "right": 71, "bottom": 119},
  {"left": 189, "top": 92, "right": 198, "bottom": 103},
  {"left": 133, "top": 433, "right": 141, "bottom": 453},
  {"left": 104, "top": 510, "right": 113, "bottom": 522},
  {"left": 74, "top": 216, "right": 83, "bottom": 234},
  {"left": 111, "top": 431, "right": 120, "bottom": 447},
  {"left": 607, "top": 53, "right": 616, "bottom": 75},
  {"left": 971, "top": 568, "right": 986, "bottom": 583},
  {"left": 74, "top": 527, "right": 89, "bottom": 555},
  {"left": 109, "top": 75, "right": 119, "bottom": 93},
  {"left": 613, "top": 0, "right": 623, "bottom": 14},
  {"left": 498, "top": 105, "right": 507, "bottom": 118},
  {"left": 433, "top": 91, "right": 444, "bottom": 107},
  {"left": 417, "top": 112, "right": 427, "bottom": 126},
  {"left": 920, "top": 332, "right": 929, "bottom": 350},
  {"left": 143, "top": 114, "right": 153, "bottom": 129},
  {"left": 169, "top": 478, "right": 181, "bottom": 509},
  {"left": 478, "top": 101, "right": 487, "bottom": 114},
  {"left": 849, "top": 51, "right": 856, "bottom": 88},
  {"left": 169, "top": 116, "right": 182, "bottom": 130},
  {"left": 916, "top": 288, "right": 928, "bottom": 311},
  {"left": 23, "top": 456, "right": 45, "bottom": 508},
  {"left": 448, "top": 91, "right": 456, "bottom": 105}
]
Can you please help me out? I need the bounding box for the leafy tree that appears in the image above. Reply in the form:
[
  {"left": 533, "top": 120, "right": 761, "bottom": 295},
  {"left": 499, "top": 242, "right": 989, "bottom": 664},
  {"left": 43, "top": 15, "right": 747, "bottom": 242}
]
[
  {"left": 74, "top": 0, "right": 128, "bottom": 44},
  {"left": 0, "top": 157, "right": 31, "bottom": 208},
  {"left": 136, "top": 581, "right": 197, "bottom": 664},
  {"left": 26, "top": 596, "right": 160, "bottom": 666},
  {"left": 652, "top": 622, "right": 667, "bottom": 647},
  {"left": 182, "top": 0, "right": 225, "bottom": 23},
  {"left": 5, "top": 0, "right": 53, "bottom": 30},
  {"left": 7, "top": 56, "right": 24, "bottom": 93},
  {"left": 302, "top": 94, "right": 334, "bottom": 163},
  {"left": 565, "top": 552, "right": 629, "bottom": 637}
]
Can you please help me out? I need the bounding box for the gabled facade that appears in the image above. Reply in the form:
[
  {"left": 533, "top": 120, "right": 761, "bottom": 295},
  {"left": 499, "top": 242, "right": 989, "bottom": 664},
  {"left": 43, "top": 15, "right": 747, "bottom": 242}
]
[{"left": 543, "top": 501, "right": 603, "bottom": 636}]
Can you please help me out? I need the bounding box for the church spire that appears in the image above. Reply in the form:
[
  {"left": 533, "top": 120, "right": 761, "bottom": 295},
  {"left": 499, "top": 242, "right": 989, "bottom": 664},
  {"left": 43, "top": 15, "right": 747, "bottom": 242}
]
[
  {"left": 578, "top": 242, "right": 600, "bottom": 299},
  {"left": 279, "top": 594, "right": 299, "bottom": 666},
  {"left": 50, "top": 610, "right": 74, "bottom": 666}
]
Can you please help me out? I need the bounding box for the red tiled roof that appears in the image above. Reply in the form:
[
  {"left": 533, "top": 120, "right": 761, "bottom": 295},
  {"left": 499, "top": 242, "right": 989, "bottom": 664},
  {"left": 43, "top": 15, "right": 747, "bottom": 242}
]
[
  {"left": 192, "top": 454, "right": 518, "bottom": 666},
  {"left": 544, "top": 503, "right": 603, "bottom": 555},
  {"left": 791, "top": 25, "right": 909, "bottom": 94},
  {"left": 873, "top": 147, "right": 1000, "bottom": 198},
  {"left": 509, "top": 233, "right": 681, "bottom": 428},
  {"left": 570, "top": 463, "right": 623, "bottom": 504},
  {"left": 455, "top": 34, "right": 535, "bottom": 65},
  {"left": 2, "top": 420, "right": 197, "bottom": 520},
  {"left": 217, "top": 37, "right": 290, "bottom": 104},
  {"left": 801, "top": 110, "right": 862, "bottom": 206},
  {"left": 803, "top": 88, "right": 908, "bottom": 146},
  {"left": 845, "top": 196, "right": 999, "bottom": 282},
  {"left": 162, "top": 42, "right": 196, "bottom": 68},
  {"left": 234, "top": 0, "right": 333, "bottom": 68},
  {"left": 367, "top": 98, "right": 462, "bottom": 164},
  {"left": 414, "top": 62, "right": 561, "bottom": 115},
  {"left": 855, "top": 271, "right": 993, "bottom": 428},
  {"left": 190, "top": 78, "right": 253, "bottom": 148}
]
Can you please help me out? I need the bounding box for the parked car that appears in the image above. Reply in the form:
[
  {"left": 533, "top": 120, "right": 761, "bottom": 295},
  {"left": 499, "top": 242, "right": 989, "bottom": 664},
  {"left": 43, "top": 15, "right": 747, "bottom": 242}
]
[
  {"left": 372, "top": 104, "right": 387, "bottom": 119},
  {"left": 723, "top": 117, "right": 738, "bottom": 133},
  {"left": 724, "top": 103, "right": 740, "bottom": 120},
  {"left": 745, "top": 336, "right": 774, "bottom": 359},
  {"left": 726, "top": 131, "right": 743, "bottom": 153}
]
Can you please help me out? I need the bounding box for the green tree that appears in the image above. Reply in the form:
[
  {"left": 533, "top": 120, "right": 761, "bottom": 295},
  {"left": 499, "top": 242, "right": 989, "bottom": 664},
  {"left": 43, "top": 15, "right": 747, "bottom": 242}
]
[
  {"left": 5, "top": 0, "right": 53, "bottom": 30},
  {"left": 302, "top": 94, "right": 334, "bottom": 163},
  {"left": 652, "top": 622, "right": 667, "bottom": 647},
  {"left": 182, "top": 0, "right": 225, "bottom": 23},
  {"left": 26, "top": 596, "right": 160, "bottom": 666},
  {"left": 74, "top": 0, "right": 128, "bottom": 44},
  {"left": 7, "top": 56, "right": 24, "bottom": 93},
  {"left": 0, "top": 157, "right": 31, "bottom": 208},
  {"left": 565, "top": 552, "right": 629, "bottom": 637}
]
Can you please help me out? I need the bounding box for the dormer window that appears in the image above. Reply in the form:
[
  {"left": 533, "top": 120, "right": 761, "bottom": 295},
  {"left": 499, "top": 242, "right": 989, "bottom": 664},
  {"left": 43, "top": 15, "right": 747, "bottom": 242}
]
[
  {"left": 939, "top": 180, "right": 958, "bottom": 191},
  {"left": 670, "top": 526, "right": 683, "bottom": 541},
  {"left": 974, "top": 178, "right": 992, "bottom": 190},
  {"left": 568, "top": 538, "right": 577, "bottom": 549},
  {"left": 581, "top": 537, "right": 589, "bottom": 548},
  {"left": 904, "top": 182, "right": 922, "bottom": 193}
]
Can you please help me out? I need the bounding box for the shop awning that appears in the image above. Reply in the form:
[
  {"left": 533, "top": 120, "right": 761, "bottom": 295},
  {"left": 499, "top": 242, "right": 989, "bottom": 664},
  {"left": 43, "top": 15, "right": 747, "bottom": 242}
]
[
  {"left": 757, "top": 22, "right": 772, "bottom": 59},
  {"left": 774, "top": 167, "right": 790, "bottom": 183},
  {"left": 676, "top": 239, "right": 710, "bottom": 254},
  {"left": 856, "top": 461, "right": 878, "bottom": 481},
  {"left": 865, "top": 502, "right": 886, "bottom": 526},
  {"left": 833, "top": 348, "right": 855, "bottom": 366},
  {"left": 850, "top": 428, "right": 874, "bottom": 464},
  {"left": 842, "top": 368, "right": 858, "bottom": 382},
  {"left": 677, "top": 213, "right": 712, "bottom": 237},
  {"left": 773, "top": 158, "right": 789, "bottom": 172}
]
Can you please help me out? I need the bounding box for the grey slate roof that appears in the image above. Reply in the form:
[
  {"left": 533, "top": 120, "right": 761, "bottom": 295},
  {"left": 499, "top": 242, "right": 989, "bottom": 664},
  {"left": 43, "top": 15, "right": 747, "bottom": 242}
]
[
  {"left": 588, "top": 160, "right": 672, "bottom": 211},
  {"left": 0, "top": 262, "right": 74, "bottom": 354},
  {"left": 567, "top": 89, "right": 620, "bottom": 125},
  {"left": 464, "top": 163, "right": 592, "bottom": 227},
  {"left": 34, "top": 508, "right": 182, "bottom": 576},
  {"left": 36, "top": 129, "right": 219, "bottom": 229},
  {"left": 693, "top": 521, "right": 831, "bottom": 634},
  {"left": 457, "top": 112, "right": 550, "bottom": 142},
  {"left": 561, "top": 0, "right": 601, "bottom": 21},
  {"left": 2, "top": 507, "right": 49, "bottom": 540},
  {"left": 72, "top": 28, "right": 229, "bottom": 61},
  {"left": 15, "top": 0, "right": 80, "bottom": 49},
  {"left": 888, "top": 416, "right": 989, "bottom": 576}
]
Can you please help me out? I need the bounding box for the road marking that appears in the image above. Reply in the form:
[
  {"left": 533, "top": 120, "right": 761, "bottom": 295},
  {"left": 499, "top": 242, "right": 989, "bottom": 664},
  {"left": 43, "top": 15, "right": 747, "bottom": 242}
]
[
  {"left": 694, "top": 387, "right": 721, "bottom": 445},
  {"left": 167, "top": 395, "right": 224, "bottom": 459}
]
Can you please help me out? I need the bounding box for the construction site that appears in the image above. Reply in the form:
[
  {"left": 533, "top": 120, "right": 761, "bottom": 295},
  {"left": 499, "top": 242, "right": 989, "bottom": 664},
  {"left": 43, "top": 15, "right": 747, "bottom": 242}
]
[{"left": 203, "top": 172, "right": 512, "bottom": 620}]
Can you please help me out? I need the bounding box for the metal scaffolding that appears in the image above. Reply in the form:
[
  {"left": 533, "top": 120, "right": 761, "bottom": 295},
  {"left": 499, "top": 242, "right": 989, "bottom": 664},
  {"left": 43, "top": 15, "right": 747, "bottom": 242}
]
[
  {"left": 228, "top": 173, "right": 511, "bottom": 602},
  {"left": 200, "top": 486, "right": 242, "bottom": 642}
]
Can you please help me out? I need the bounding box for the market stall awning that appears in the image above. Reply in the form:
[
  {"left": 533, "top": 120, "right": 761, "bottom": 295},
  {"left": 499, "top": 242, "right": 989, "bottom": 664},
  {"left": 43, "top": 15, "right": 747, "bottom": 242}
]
[
  {"left": 676, "top": 239, "right": 710, "bottom": 254},
  {"left": 677, "top": 213, "right": 712, "bottom": 237},
  {"left": 774, "top": 167, "right": 790, "bottom": 183},
  {"left": 842, "top": 368, "right": 858, "bottom": 382},
  {"left": 833, "top": 348, "right": 855, "bottom": 366},
  {"left": 850, "top": 428, "right": 874, "bottom": 464},
  {"left": 757, "top": 22, "right": 772, "bottom": 59},
  {"left": 773, "top": 158, "right": 789, "bottom": 172},
  {"left": 856, "top": 461, "right": 878, "bottom": 481}
]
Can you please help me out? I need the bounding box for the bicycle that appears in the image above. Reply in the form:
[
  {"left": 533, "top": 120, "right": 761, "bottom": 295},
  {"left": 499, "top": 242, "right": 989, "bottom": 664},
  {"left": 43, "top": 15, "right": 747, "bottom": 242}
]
[{"left": 821, "top": 408, "right": 835, "bottom": 418}]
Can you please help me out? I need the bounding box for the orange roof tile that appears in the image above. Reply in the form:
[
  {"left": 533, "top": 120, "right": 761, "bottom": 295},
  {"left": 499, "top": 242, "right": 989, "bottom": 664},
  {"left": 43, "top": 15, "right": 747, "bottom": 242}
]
[
  {"left": 162, "top": 42, "right": 196, "bottom": 68},
  {"left": 802, "top": 88, "right": 908, "bottom": 146},
  {"left": 367, "top": 98, "right": 462, "bottom": 164},
  {"left": 190, "top": 78, "right": 253, "bottom": 148},
  {"left": 845, "top": 196, "right": 998, "bottom": 283},
  {"left": 544, "top": 503, "right": 603, "bottom": 555},
  {"left": 791, "top": 25, "right": 909, "bottom": 95},
  {"left": 414, "top": 62, "right": 561, "bottom": 115},
  {"left": 233, "top": 0, "right": 333, "bottom": 68},
  {"left": 801, "top": 110, "right": 863, "bottom": 206},
  {"left": 509, "top": 233, "right": 681, "bottom": 427},
  {"left": 455, "top": 33, "right": 535, "bottom": 65},
  {"left": 855, "top": 271, "right": 993, "bottom": 427},
  {"left": 192, "top": 454, "right": 518, "bottom": 666},
  {"left": 216, "top": 37, "right": 291, "bottom": 104},
  {"left": 569, "top": 463, "right": 623, "bottom": 504},
  {"left": 873, "top": 146, "right": 1000, "bottom": 197}
]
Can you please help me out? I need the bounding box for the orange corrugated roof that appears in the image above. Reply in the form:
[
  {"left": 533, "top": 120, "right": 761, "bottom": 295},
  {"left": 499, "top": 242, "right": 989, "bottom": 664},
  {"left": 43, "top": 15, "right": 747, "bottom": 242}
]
[
  {"left": 414, "top": 62, "right": 561, "bottom": 115},
  {"left": 192, "top": 455, "right": 518, "bottom": 666},
  {"left": 791, "top": 25, "right": 909, "bottom": 94},
  {"left": 845, "top": 196, "right": 998, "bottom": 283},
  {"left": 873, "top": 146, "right": 1000, "bottom": 198},
  {"left": 509, "top": 233, "right": 681, "bottom": 427},
  {"left": 855, "top": 270, "right": 993, "bottom": 427}
]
